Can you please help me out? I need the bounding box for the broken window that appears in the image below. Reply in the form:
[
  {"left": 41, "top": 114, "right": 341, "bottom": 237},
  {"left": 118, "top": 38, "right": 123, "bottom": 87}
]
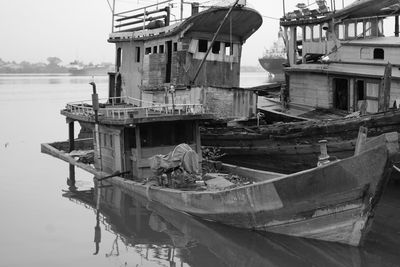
[
  {"left": 212, "top": 41, "right": 220, "bottom": 54},
  {"left": 116, "top": 48, "right": 122, "bottom": 70},
  {"left": 224, "top": 42, "right": 233, "bottom": 56},
  {"left": 356, "top": 21, "right": 364, "bottom": 38},
  {"left": 373, "top": 48, "right": 384, "bottom": 59},
  {"left": 173, "top": 42, "right": 178, "bottom": 52},
  {"left": 159, "top": 44, "right": 164, "bottom": 53},
  {"left": 365, "top": 21, "right": 372, "bottom": 37},
  {"left": 153, "top": 46, "right": 158, "bottom": 54},
  {"left": 135, "top": 47, "right": 141, "bottom": 62},
  {"left": 145, "top": 47, "right": 152, "bottom": 55},
  {"left": 198, "top": 39, "right": 208, "bottom": 52}
]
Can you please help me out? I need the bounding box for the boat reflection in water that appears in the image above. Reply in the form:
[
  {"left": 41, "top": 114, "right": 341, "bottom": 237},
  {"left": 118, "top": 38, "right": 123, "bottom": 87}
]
[{"left": 63, "top": 176, "right": 400, "bottom": 267}]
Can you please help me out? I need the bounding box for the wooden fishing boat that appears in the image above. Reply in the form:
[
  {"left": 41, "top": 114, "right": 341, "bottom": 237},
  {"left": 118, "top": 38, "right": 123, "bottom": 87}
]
[
  {"left": 202, "top": 0, "right": 400, "bottom": 170},
  {"left": 202, "top": 109, "right": 400, "bottom": 172},
  {"left": 42, "top": 127, "right": 399, "bottom": 246}
]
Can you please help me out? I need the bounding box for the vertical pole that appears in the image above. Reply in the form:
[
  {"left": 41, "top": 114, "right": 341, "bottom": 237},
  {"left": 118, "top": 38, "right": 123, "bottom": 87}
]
[
  {"left": 111, "top": 0, "right": 116, "bottom": 33},
  {"left": 135, "top": 126, "right": 142, "bottom": 178},
  {"left": 68, "top": 164, "right": 76, "bottom": 187},
  {"left": 395, "top": 15, "right": 399, "bottom": 37},
  {"left": 68, "top": 121, "right": 75, "bottom": 152},
  {"left": 342, "top": 0, "right": 344, "bottom": 8},
  {"left": 282, "top": 0, "right": 286, "bottom": 18},
  {"left": 180, "top": 0, "right": 184, "bottom": 21}
]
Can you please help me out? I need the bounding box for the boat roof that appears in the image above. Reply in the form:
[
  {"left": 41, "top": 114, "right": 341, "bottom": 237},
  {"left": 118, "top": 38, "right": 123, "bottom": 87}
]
[
  {"left": 333, "top": 0, "right": 400, "bottom": 20},
  {"left": 109, "top": 6, "right": 262, "bottom": 43},
  {"left": 286, "top": 63, "right": 400, "bottom": 80},
  {"left": 281, "top": 0, "right": 400, "bottom": 27}
]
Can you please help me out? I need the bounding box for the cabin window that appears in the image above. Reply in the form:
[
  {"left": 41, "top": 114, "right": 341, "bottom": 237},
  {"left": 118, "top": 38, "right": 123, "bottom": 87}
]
[
  {"left": 224, "top": 42, "right": 233, "bottom": 56},
  {"left": 145, "top": 47, "right": 152, "bottom": 55},
  {"left": 373, "top": 48, "right": 384, "bottom": 59},
  {"left": 321, "top": 24, "right": 327, "bottom": 40},
  {"left": 109, "top": 134, "right": 113, "bottom": 148},
  {"left": 140, "top": 121, "right": 194, "bottom": 147},
  {"left": 296, "top": 26, "right": 303, "bottom": 41},
  {"left": 173, "top": 42, "right": 178, "bottom": 52},
  {"left": 378, "top": 20, "right": 384, "bottom": 36},
  {"left": 153, "top": 46, "right": 158, "bottom": 54},
  {"left": 347, "top": 23, "right": 355, "bottom": 38},
  {"left": 212, "top": 41, "right": 221, "bottom": 54},
  {"left": 198, "top": 39, "right": 208, "bottom": 52},
  {"left": 305, "top": 26, "right": 312, "bottom": 41},
  {"left": 356, "top": 21, "right": 364, "bottom": 38},
  {"left": 312, "top": 25, "right": 320, "bottom": 41},
  {"left": 365, "top": 21, "right": 372, "bottom": 37},
  {"left": 116, "top": 48, "right": 122, "bottom": 70},
  {"left": 159, "top": 44, "right": 164, "bottom": 53},
  {"left": 337, "top": 24, "right": 345, "bottom": 40},
  {"left": 135, "top": 47, "right": 141, "bottom": 62}
]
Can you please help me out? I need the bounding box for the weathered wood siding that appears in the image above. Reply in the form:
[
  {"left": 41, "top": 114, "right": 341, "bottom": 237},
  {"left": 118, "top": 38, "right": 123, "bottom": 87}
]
[
  {"left": 143, "top": 86, "right": 256, "bottom": 119},
  {"left": 333, "top": 45, "right": 400, "bottom": 64},
  {"left": 118, "top": 42, "right": 143, "bottom": 100},
  {"left": 289, "top": 73, "right": 332, "bottom": 108},
  {"left": 96, "top": 126, "right": 123, "bottom": 174}
]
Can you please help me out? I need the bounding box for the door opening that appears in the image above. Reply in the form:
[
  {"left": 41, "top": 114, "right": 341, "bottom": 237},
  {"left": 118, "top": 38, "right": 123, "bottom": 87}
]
[{"left": 334, "top": 78, "right": 349, "bottom": 110}]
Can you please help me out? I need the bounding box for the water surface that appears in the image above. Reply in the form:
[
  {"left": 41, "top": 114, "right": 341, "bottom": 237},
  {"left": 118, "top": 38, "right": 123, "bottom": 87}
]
[{"left": 1, "top": 73, "right": 400, "bottom": 266}]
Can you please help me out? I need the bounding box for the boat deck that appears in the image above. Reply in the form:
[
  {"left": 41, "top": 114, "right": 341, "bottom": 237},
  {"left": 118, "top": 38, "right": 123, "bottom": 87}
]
[{"left": 62, "top": 96, "right": 212, "bottom": 125}]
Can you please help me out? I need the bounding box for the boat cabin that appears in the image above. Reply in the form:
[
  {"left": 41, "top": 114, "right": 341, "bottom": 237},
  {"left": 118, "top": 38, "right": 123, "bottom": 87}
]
[
  {"left": 62, "top": 97, "right": 212, "bottom": 179},
  {"left": 281, "top": 0, "right": 400, "bottom": 115},
  {"left": 108, "top": 1, "right": 262, "bottom": 119}
]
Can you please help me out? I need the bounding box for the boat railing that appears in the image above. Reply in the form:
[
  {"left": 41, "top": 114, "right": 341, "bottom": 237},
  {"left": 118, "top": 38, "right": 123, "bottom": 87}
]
[
  {"left": 65, "top": 97, "right": 205, "bottom": 120},
  {"left": 112, "top": 0, "right": 173, "bottom": 33}
]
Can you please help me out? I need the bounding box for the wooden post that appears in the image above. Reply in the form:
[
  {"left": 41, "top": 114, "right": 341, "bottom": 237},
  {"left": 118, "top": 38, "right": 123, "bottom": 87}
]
[
  {"left": 354, "top": 126, "right": 368, "bottom": 156},
  {"left": 379, "top": 63, "right": 392, "bottom": 112},
  {"left": 395, "top": 15, "right": 399, "bottom": 37},
  {"left": 135, "top": 126, "right": 142, "bottom": 178},
  {"left": 68, "top": 121, "right": 75, "bottom": 152},
  {"left": 68, "top": 164, "right": 76, "bottom": 186}
]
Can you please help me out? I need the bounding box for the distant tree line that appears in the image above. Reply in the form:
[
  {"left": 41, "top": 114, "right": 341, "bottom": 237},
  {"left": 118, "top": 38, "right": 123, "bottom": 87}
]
[
  {"left": 0, "top": 57, "right": 113, "bottom": 74},
  {"left": 0, "top": 57, "right": 69, "bottom": 73}
]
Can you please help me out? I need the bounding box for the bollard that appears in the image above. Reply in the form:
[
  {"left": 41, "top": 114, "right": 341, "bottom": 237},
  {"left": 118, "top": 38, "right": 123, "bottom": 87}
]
[{"left": 317, "top": 140, "right": 330, "bottom": 166}]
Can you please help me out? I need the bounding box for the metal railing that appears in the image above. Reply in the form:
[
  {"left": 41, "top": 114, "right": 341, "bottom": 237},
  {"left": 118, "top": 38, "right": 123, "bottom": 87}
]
[{"left": 65, "top": 96, "right": 205, "bottom": 121}]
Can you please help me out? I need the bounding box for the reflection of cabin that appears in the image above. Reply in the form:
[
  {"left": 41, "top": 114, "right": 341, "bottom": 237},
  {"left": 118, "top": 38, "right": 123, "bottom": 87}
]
[
  {"left": 108, "top": 2, "right": 262, "bottom": 119},
  {"left": 281, "top": 0, "right": 400, "bottom": 114}
]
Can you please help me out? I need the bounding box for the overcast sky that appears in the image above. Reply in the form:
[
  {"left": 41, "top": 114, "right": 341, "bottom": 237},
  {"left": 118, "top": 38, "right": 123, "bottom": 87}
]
[{"left": 0, "top": 0, "right": 360, "bottom": 66}]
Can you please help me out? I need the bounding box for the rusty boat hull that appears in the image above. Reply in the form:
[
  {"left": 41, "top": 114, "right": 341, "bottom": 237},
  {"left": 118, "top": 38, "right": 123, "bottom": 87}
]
[{"left": 41, "top": 132, "right": 397, "bottom": 246}]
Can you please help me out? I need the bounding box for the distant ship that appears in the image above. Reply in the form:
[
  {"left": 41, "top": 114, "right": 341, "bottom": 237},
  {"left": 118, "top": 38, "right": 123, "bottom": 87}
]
[
  {"left": 258, "top": 39, "right": 287, "bottom": 75},
  {"left": 66, "top": 61, "right": 114, "bottom": 76}
]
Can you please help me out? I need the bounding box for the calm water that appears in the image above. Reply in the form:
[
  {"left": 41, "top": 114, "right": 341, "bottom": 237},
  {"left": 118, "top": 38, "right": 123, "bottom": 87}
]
[{"left": 1, "top": 73, "right": 400, "bottom": 266}]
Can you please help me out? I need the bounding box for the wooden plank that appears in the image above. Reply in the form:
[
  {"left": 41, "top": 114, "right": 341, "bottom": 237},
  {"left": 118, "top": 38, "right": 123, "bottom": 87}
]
[{"left": 354, "top": 126, "right": 368, "bottom": 156}]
